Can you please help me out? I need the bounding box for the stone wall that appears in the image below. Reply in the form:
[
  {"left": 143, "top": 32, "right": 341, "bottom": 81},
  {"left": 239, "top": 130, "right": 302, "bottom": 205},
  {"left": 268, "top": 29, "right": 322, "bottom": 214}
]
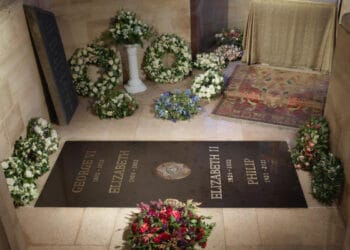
[
  {"left": 0, "top": 1, "right": 49, "bottom": 249},
  {"left": 47, "top": 0, "right": 190, "bottom": 82},
  {"left": 324, "top": 14, "right": 350, "bottom": 248},
  {"left": 0, "top": 0, "right": 48, "bottom": 163}
]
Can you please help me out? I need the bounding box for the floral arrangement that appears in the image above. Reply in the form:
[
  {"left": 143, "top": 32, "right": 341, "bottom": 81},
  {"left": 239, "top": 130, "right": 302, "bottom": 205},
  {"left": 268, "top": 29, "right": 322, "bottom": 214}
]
[
  {"left": 193, "top": 52, "right": 226, "bottom": 71},
  {"left": 191, "top": 69, "right": 224, "bottom": 100},
  {"left": 1, "top": 117, "right": 59, "bottom": 206},
  {"left": 214, "top": 44, "right": 243, "bottom": 63},
  {"left": 214, "top": 27, "right": 243, "bottom": 47},
  {"left": 291, "top": 117, "right": 329, "bottom": 171},
  {"left": 94, "top": 90, "right": 138, "bottom": 119},
  {"left": 155, "top": 89, "right": 201, "bottom": 121},
  {"left": 311, "top": 153, "right": 344, "bottom": 205},
  {"left": 1, "top": 157, "right": 38, "bottom": 206},
  {"left": 13, "top": 137, "right": 49, "bottom": 178},
  {"left": 27, "top": 117, "right": 59, "bottom": 155},
  {"left": 69, "top": 42, "right": 122, "bottom": 97},
  {"left": 127, "top": 199, "right": 215, "bottom": 249},
  {"left": 109, "top": 10, "right": 153, "bottom": 46},
  {"left": 143, "top": 34, "right": 192, "bottom": 83}
]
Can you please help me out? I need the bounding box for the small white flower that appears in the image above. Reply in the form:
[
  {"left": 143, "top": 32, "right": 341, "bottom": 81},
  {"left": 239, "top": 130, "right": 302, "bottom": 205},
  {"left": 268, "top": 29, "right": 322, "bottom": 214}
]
[
  {"left": 6, "top": 178, "right": 15, "bottom": 186},
  {"left": 25, "top": 170, "right": 34, "bottom": 178},
  {"left": 34, "top": 126, "right": 43, "bottom": 135},
  {"left": 1, "top": 161, "right": 9, "bottom": 169}
]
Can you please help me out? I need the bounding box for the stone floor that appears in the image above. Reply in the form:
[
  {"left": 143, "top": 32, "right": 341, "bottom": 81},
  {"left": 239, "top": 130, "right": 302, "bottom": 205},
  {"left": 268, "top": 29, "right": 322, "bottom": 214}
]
[{"left": 16, "top": 76, "right": 346, "bottom": 249}]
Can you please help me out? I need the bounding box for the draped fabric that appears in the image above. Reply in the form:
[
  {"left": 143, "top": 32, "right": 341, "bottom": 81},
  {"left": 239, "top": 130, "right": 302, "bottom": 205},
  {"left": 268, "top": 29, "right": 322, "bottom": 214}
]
[{"left": 242, "top": 0, "right": 336, "bottom": 72}]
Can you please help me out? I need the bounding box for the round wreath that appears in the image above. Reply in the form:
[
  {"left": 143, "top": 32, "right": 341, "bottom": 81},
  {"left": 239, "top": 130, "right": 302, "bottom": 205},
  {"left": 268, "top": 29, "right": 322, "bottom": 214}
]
[
  {"left": 27, "top": 117, "right": 59, "bottom": 155},
  {"left": 143, "top": 34, "right": 192, "bottom": 83},
  {"left": 69, "top": 42, "right": 122, "bottom": 97},
  {"left": 94, "top": 90, "right": 138, "bottom": 119},
  {"left": 1, "top": 157, "right": 38, "bottom": 206},
  {"left": 191, "top": 69, "right": 224, "bottom": 100},
  {"left": 13, "top": 137, "right": 49, "bottom": 178}
]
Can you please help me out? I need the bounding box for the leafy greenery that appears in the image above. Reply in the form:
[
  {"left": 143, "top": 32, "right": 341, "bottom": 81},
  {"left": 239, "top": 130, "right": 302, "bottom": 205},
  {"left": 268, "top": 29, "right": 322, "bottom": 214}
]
[
  {"left": 155, "top": 89, "right": 201, "bottom": 121},
  {"left": 214, "top": 27, "right": 243, "bottom": 48},
  {"left": 27, "top": 117, "right": 59, "bottom": 155},
  {"left": 109, "top": 10, "right": 153, "bottom": 46},
  {"left": 291, "top": 117, "right": 344, "bottom": 205},
  {"left": 1, "top": 118, "right": 59, "bottom": 206},
  {"left": 94, "top": 90, "right": 138, "bottom": 119},
  {"left": 311, "top": 153, "right": 344, "bottom": 205},
  {"left": 290, "top": 117, "right": 329, "bottom": 171},
  {"left": 1, "top": 157, "right": 38, "bottom": 206},
  {"left": 143, "top": 34, "right": 192, "bottom": 83},
  {"left": 127, "top": 200, "right": 215, "bottom": 249},
  {"left": 13, "top": 137, "right": 49, "bottom": 178},
  {"left": 193, "top": 52, "right": 226, "bottom": 71},
  {"left": 69, "top": 42, "right": 122, "bottom": 97},
  {"left": 191, "top": 69, "right": 224, "bottom": 100}
]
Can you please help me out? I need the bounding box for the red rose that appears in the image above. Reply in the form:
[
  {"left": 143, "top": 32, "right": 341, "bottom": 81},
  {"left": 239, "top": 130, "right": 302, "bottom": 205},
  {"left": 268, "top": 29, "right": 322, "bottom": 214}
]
[
  {"left": 150, "top": 226, "right": 160, "bottom": 233},
  {"left": 179, "top": 226, "right": 187, "bottom": 233},
  {"left": 171, "top": 210, "right": 181, "bottom": 220},
  {"left": 160, "top": 232, "right": 171, "bottom": 241},
  {"left": 196, "top": 234, "right": 203, "bottom": 241},
  {"left": 142, "top": 235, "right": 150, "bottom": 244},
  {"left": 153, "top": 235, "right": 161, "bottom": 243},
  {"left": 161, "top": 218, "right": 168, "bottom": 225},
  {"left": 200, "top": 242, "right": 207, "bottom": 248},
  {"left": 139, "top": 223, "right": 149, "bottom": 233},
  {"left": 159, "top": 209, "right": 168, "bottom": 219},
  {"left": 131, "top": 223, "right": 138, "bottom": 233}
]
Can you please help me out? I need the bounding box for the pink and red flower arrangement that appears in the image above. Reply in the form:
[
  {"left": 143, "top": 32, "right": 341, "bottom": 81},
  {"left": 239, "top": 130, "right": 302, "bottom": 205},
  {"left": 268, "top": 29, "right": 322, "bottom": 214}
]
[
  {"left": 127, "top": 200, "right": 215, "bottom": 249},
  {"left": 290, "top": 117, "right": 329, "bottom": 170}
]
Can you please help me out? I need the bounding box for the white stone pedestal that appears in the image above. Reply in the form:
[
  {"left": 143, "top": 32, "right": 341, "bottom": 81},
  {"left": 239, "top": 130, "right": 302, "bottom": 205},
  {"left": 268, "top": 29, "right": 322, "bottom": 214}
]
[{"left": 124, "top": 44, "right": 147, "bottom": 94}]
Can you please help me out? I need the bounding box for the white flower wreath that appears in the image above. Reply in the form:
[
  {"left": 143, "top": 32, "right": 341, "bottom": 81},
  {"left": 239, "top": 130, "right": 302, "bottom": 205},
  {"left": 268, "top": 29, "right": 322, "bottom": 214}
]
[
  {"left": 13, "top": 137, "right": 49, "bottom": 178},
  {"left": 27, "top": 117, "right": 59, "bottom": 155},
  {"left": 143, "top": 34, "right": 192, "bottom": 83},
  {"left": 191, "top": 69, "right": 224, "bottom": 100},
  {"left": 1, "top": 157, "right": 38, "bottom": 206},
  {"left": 193, "top": 52, "right": 226, "bottom": 71},
  {"left": 69, "top": 42, "right": 122, "bottom": 97},
  {"left": 94, "top": 91, "right": 138, "bottom": 119}
]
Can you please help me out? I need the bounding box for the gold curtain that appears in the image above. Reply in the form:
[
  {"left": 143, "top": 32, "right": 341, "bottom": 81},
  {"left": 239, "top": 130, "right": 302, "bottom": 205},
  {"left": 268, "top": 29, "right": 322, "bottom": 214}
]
[{"left": 242, "top": 0, "right": 336, "bottom": 72}]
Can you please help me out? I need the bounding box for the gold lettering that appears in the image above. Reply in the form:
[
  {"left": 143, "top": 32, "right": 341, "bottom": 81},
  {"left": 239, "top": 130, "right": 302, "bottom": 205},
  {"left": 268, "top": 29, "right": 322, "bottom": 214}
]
[
  {"left": 209, "top": 146, "right": 219, "bottom": 152},
  {"left": 108, "top": 150, "right": 129, "bottom": 194},
  {"left": 244, "top": 158, "right": 259, "bottom": 185},
  {"left": 71, "top": 150, "right": 95, "bottom": 193},
  {"left": 211, "top": 193, "right": 222, "bottom": 199},
  {"left": 209, "top": 147, "right": 223, "bottom": 200}
]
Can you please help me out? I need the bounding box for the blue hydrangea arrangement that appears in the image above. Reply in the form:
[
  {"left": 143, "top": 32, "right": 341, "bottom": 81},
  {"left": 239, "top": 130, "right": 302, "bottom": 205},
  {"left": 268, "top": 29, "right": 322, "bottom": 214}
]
[{"left": 154, "top": 89, "right": 201, "bottom": 122}]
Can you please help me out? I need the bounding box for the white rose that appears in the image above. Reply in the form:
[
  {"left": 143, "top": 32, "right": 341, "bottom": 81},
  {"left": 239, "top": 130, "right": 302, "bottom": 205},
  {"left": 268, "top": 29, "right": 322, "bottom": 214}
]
[
  {"left": 1, "top": 161, "right": 9, "bottom": 169},
  {"left": 6, "top": 178, "right": 15, "bottom": 186},
  {"left": 34, "top": 126, "right": 43, "bottom": 135},
  {"left": 51, "top": 130, "right": 58, "bottom": 138},
  {"left": 25, "top": 170, "right": 34, "bottom": 178}
]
